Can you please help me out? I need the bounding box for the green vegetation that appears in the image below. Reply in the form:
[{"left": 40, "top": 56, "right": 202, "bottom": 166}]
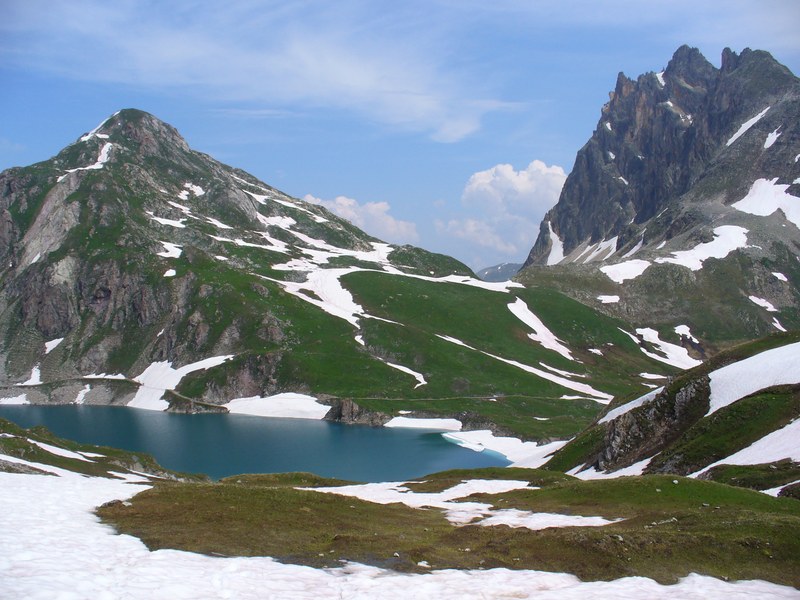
[
  {"left": 704, "top": 460, "right": 800, "bottom": 492},
  {"left": 0, "top": 417, "right": 205, "bottom": 482},
  {"left": 98, "top": 469, "right": 800, "bottom": 587},
  {"left": 649, "top": 384, "right": 800, "bottom": 474}
]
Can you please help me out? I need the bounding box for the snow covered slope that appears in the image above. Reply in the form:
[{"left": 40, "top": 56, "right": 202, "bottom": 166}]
[
  {"left": 0, "top": 109, "right": 678, "bottom": 441},
  {"left": 546, "top": 333, "right": 800, "bottom": 496}
]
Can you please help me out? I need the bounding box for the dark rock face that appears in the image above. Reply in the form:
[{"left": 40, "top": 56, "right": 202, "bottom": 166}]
[
  {"left": 592, "top": 376, "right": 710, "bottom": 472},
  {"left": 525, "top": 46, "right": 800, "bottom": 266}
]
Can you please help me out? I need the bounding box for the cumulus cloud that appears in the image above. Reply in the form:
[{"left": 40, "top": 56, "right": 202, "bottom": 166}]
[
  {"left": 437, "top": 160, "right": 566, "bottom": 264},
  {"left": 304, "top": 194, "right": 419, "bottom": 244}
]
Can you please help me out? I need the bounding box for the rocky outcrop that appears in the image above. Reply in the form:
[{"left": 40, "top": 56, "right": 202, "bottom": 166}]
[
  {"left": 592, "top": 376, "right": 710, "bottom": 471},
  {"left": 324, "top": 398, "right": 391, "bottom": 427},
  {"left": 524, "top": 46, "right": 800, "bottom": 266}
]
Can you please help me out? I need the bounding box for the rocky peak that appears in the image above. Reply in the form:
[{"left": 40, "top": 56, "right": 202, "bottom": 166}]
[{"left": 523, "top": 46, "right": 800, "bottom": 268}]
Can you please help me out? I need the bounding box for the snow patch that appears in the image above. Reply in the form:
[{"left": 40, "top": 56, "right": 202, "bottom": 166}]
[
  {"left": 655, "top": 71, "right": 665, "bottom": 86},
  {"left": 706, "top": 341, "right": 800, "bottom": 417},
  {"left": 655, "top": 226, "right": 749, "bottom": 271},
  {"left": 384, "top": 417, "right": 462, "bottom": 431},
  {"left": 726, "top": 106, "right": 770, "bottom": 146},
  {"left": 58, "top": 142, "right": 113, "bottom": 181},
  {"left": 772, "top": 272, "right": 788, "bottom": 282},
  {"left": 74, "top": 384, "right": 91, "bottom": 405},
  {"left": 27, "top": 439, "right": 93, "bottom": 463},
  {"left": 0, "top": 394, "right": 28, "bottom": 405},
  {"left": 772, "top": 318, "right": 787, "bottom": 332},
  {"left": 599, "top": 388, "right": 663, "bottom": 424},
  {"left": 597, "top": 295, "right": 620, "bottom": 304},
  {"left": 224, "top": 393, "right": 330, "bottom": 420},
  {"left": 381, "top": 361, "right": 427, "bottom": 388},
  {"left": 156, "top": 242, "right": 182, "bottom": 258},
  {"left": 18, "top": 366, "right": 42, "bottom": 386},
  {"left": 146, "top": 211, "right": 186, "bottom": 228},
  {"left": 732, "top": 178, "right": 800, "bottom": 229},
  {"left": 163, "top": 269, "right": 177, "bottom": 278},
  {"left": 764, "top": 127, "right": 782, "bottom": 149},
  {"left": 674, "top": 325, "right": 699, "bottom": 344},
  {"left": 620, "top": 236, "right": 644, "bottom": 259},
  {"left": 600, "top": 259, "right": 651, "bottom": 283},
  {"left": 129, "top": 356, "right": 234, "bottom": 411},
  {"left": 694, "top": 418, "right": 800, "bottom": 477},
  {"left": 507, "top": 298, "right": 573, "bottom": 361},
  {"left": 546, "top": 221, "right": 565, "bottom": 266},
  {"left": 748, "top": 295, "right": 778, "bottom": 312},
  {"left": 620, "top": 328, "right": 702, "bottom": 369},
  {"left": 44, "top": 338, "right": 64, "bottom": 354}
]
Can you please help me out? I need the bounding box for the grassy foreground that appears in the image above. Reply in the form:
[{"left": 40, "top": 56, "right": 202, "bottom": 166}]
[{"left": 98, "top": 468, "right": 800, "bottom": 588}]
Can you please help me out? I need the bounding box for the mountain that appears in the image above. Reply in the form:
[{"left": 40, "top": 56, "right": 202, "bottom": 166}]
[
  {"left": 519, "top": 46, "right": 800, "bottom": 349},
  {"left": 476, "top": 262, "right": 522, "bottom": 282},
  {"left": 545, "top": 331, "right": 800, "bottom": 498},
  {"left": 0, "top": 109, "right": 678, "bottom": 440}
]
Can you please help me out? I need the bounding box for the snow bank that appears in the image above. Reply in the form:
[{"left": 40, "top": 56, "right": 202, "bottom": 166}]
[
  {"left": 27, "top": 439, "right": 93, "bottom": 463},
  {"left": 619, "top": 328, "right": 702, "bottom": 369},
  {"left": 748, "top": 296, "right": 778, "bottom": 312},
  {"left": 706, "top": 341, "right": 800, "bottom": 417},
  {"left": 764, "top": 127, "right": 782, "bottom": 149},
  {"left": 57, "top": 142, "right": 114, "bottom": 181},
  {"left": 129, "top": 355, "right": 234, "bottom": 411},
  {"left": 435, "top": 334, "right": 612, "bottom": 403},
  {"left": 694, "top": 418, "right": 800, "bottom": 477},
  {"left": 44, "top": 338, "right": 64, "bottom": 354},
  {"left": 732, "top": 178, "right": 800, "bottom": 229},
  {"left": 384, "top": 417, "right": 461, "bottom": 431},
  {"left": 598, "top": 388, "right": 663, "bottom": 424},
  {"left": 224, "top": 393, "right": 330, "bottom": 419},
  {"left": 156, "top": 241, "right": 182, "bottom": 258},
  {"left": 568, "top": 458, "right": 652, "bottom": 480},
  {"left": 546, "top": 221, "right": 565, "bottom": 265},
  {"left": 600, "top": 259, "right": 651, "bottom": 283},
  {"left": 655, "top": 226, "right": 748, "bottom": 271},
  {"left": 17, "top": 366, "right": 42, "bottom": 386},
  {"left": 443, "top": 430, "right": 567, "bottom": 467},
  {"left": 382, "top": 361, "right": 427, "bottom": 388},
  {"left": 507, "top": 298, "right": 574, "bottom": 361},
  {"left": 0, "top": 394, "right": 28, "bottom": 405},
  {"left": 1, "top": 469, "right": 797, "bottom": 598},
  {"left": 478, "top": 509, "right": 619, "bottom": 530},
  {"left": 726, "top": 106, "right": 770, "bottom": 146}
]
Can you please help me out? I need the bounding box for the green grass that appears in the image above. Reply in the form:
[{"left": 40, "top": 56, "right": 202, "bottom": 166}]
[
  {"left": 648, "top": 384, "right": 800, "bottom": 474},
  {"left": 703, "top": 461, "right": 800, "bottom": 491},
  {"left": 0, "top": 418, "right": 205, "bottom": 482},
  {"left": 98, "top": 470, "right": 800, "bottom": 586}
]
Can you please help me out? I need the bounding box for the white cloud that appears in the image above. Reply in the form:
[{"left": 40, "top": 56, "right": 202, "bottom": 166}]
[
  {"left": 0, "top": 1, "right": 509, "bottom": 142},
  {"left": 304, "top": 194, "right": 419, "bottom": 244},
  {"left": 436, "top": 160, "right": 566, "bottom": 264}
]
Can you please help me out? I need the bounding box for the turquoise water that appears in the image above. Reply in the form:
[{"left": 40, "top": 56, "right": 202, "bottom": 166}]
[{"left": 0, "top": 405, "right": 508, "bottom": 482}]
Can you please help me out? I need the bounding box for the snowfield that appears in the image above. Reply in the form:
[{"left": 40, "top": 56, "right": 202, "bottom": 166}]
[
  {"left": 224, "top": 393, "right": 331, "bottom": 419},
  {"left": 4, "top": 468, "right": 797, "bottom": 599},
  {"left": 706, "top": 341, "right": 800, "bottom": 417},
  {"left": 732, "top": 178, "right": 800, "bottom": 229}
]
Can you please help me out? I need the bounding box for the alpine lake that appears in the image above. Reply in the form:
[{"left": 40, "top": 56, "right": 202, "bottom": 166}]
[{"left": 0, "top": 405, "right": 509, "bottom": 482}]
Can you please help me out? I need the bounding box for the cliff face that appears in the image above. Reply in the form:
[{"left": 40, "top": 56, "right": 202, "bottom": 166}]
[{"left": 524, "top": 46, "right": 800, "bottom": 267}]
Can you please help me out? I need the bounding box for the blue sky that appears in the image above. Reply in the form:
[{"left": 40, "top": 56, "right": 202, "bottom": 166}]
[{"left": 2, "top": 1, "right": 799, "bottom": 270}]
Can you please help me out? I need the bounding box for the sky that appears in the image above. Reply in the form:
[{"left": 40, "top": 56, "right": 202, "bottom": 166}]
[{"left": 1, "top": 1, "right": 799, "bottom": 270}]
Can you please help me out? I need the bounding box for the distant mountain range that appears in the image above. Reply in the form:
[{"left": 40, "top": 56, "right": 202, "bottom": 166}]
[
  {"left": 0, "top": 109, "right": 678, "bottom": 442},
  {"left": 0, "top": 45, "right": 797, "bottom": 448},
  {"left": 476, "top": 263, "right": 522, "bottom": 282}
]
